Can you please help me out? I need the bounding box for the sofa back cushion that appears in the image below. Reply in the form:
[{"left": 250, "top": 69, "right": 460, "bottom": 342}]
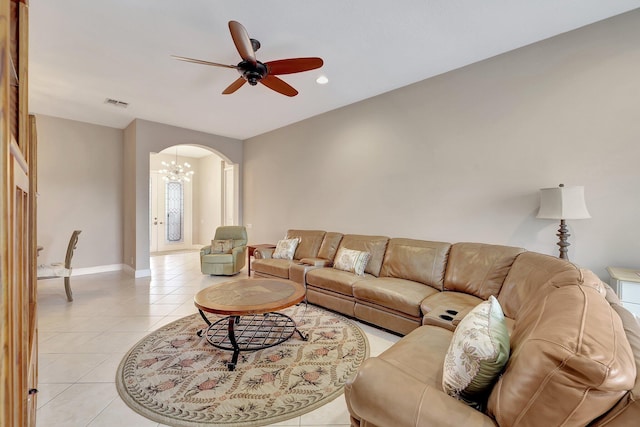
[
  {"left": 487, "top": 269, "right": 636, "bottom": 426},
  {"left": 443, "top": 243, "right": 525, "bottom": 300},
  {"left": 285, "top": 229, "right": 325, "bottom": 260},
  {"left": 214, "top": 225, "right": 248, "bottom": 248},
  {"left": 317, "top": 232, "right": 344, "bottom": 260},
  {"left": 379, "top": 238, "right": 450, "bottom": 291},
  {"left": 338, "top": 235, "right": 389, "bottom": 277},
  {"left": 498, "top": 251, "right": 577, "bottom": 319}
]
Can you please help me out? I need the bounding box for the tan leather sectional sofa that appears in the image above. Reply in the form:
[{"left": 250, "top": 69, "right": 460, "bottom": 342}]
[{"left": 252, "top": 230, "right": 639, "bottom": 426}]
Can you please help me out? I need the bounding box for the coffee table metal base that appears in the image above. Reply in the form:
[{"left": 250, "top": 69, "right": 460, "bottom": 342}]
[{"left": 197, "top": 309, "right": 308, "bottom": 370}]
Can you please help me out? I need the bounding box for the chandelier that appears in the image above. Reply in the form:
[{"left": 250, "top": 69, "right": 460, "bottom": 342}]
[{"left": 159, "top": 150, "right": 195, "bottom": 182}]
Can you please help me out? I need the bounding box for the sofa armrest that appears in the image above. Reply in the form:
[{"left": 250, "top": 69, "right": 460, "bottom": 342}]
[
  {"left": 200, "top": 245, "right": 212, "bottom": 256},
  {"left": 299, "top": 257, "right": 331, "bottom": 267},
  {"left": 346, "top": 358, "right": 497, "bottom": 427},
  {"left": 254, "top": 248, "right": 274, "bottom": 259},
  {"left": 422, "top": 306, "right": 471, "bottom": 331}
]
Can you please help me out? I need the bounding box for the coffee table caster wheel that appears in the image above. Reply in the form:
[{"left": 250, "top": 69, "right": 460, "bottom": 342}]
[{"left": 227, "top": 362, "right": 236, "bottom": 371}]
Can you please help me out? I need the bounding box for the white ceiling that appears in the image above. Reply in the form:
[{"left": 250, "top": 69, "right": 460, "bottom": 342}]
[{"left": 29, "top": 1, "right": 640, "bottom": 141}]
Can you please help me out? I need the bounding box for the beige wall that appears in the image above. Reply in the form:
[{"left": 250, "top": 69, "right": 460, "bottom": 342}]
[
  {"left": 123, "top": 120, "right": 136, "bottom": 271},
  {"left": 37, "top": 116, "right": 242, "bottom": 275},
  {"left": 243, "top": 10, "right": 640, "bottom": 279},
  {"left": 126, "top": 119, "right": 242, "bottom": 274},
  {"left": 36, "top": 114, "right": 124, "bottom": 269},
  {"left": 194, "top": 155, "right": 224, "bottom": 245}
]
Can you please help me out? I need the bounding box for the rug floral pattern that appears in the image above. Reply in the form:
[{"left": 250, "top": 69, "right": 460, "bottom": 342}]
[{"left": 116, "top": 304, "right": 369, "bottom": 427}]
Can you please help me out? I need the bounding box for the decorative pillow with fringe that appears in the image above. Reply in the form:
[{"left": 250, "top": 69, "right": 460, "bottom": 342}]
[{"left": 442, "top": 295, "right": 510, "bottom": 409}]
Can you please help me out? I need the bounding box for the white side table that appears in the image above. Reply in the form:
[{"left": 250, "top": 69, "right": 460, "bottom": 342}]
[{"left": 607, "top": 267, "right": 640, "bottom": 316}]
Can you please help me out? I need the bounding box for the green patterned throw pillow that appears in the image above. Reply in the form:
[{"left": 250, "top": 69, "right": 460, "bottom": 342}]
[
  {"left": 272, "top": 238, "right": 300, "bottom": 260},
  {"left": 442, "top": 295, "right": 510, "bottom": 409},
  {"left": 210, "top": 239, "right": 233, "bottom": 254},
  {"left": 333, "top": 248, "right": 371, "bottom": 276}
]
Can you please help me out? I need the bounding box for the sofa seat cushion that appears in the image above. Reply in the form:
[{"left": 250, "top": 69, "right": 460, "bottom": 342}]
[
  {"left": 201, "top": 253, "right": 233, "bottom": 264},
  {"left": 353, "top": 277, "right": 439, "bottom": 318},
  {"left": 377, "top": 324, "right": 453, "bottom": 385},
  {"left": 251, "top": 258, "right": 292, "bottom": 279},
  {"left": 487, "top": 270, "right": 636, "bottom": 427},
  {"left": 346, "top": 356, "right": 498, "bottom": 427},
  {"left": 306, "top": 268, "right": 373, "bottom": 296},
  {"left": 420, "top": 291, "right": 483, "bottom": 316}
]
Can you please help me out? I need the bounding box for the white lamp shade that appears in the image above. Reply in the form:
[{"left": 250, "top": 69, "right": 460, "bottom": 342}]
[{"left": 537, "top": 186, "right": 591, "bottom": 220}]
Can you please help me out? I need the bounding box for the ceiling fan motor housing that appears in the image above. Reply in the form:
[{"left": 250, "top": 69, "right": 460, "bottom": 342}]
[{"left": 239, "top": 60, "right": 268, "bottom": 85}]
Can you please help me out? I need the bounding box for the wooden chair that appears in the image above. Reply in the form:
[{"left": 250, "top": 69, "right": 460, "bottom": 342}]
[{"left": 37, "top": 230, "right": 82, "bottom": 302}]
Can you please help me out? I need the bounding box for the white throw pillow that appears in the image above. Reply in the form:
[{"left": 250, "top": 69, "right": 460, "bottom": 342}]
[
  {"left": 442, "top": 295, "right": 510, "bottom": 409},
  {"left": 272, "top": 238, "right": 300, "bottom": 260},
  {"left": 333, "top": 248, "right": 371, "bottom": 276}
]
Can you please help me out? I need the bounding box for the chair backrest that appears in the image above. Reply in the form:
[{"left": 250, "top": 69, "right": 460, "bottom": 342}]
[
  {"left": 64, "top": 230, "right": 82, "bottom": 269},
  {"left": 213, "top": 226, "right": 247, "bottom": 247}
]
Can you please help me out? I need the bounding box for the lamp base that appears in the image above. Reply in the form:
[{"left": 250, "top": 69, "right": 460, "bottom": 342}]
[{"left": 557, "top": 219, "right": 570, "bottom": 260}]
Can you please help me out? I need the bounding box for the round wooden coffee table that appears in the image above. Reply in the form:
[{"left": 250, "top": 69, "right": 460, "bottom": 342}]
[{"left": 194, "top": 278, "right": 307, "bottom": 370}]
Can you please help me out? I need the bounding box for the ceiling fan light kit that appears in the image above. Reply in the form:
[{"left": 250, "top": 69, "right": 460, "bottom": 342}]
[{"left": 173, "top": 20, "right": 324, "bottom": 97}]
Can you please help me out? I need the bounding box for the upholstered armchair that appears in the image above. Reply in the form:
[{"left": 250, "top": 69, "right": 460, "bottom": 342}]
[{"left": 200, "top": 226, "right": 248, "bottom": 275}]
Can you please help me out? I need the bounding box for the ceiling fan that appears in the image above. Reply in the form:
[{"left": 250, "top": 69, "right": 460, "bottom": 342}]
[{"left": 172, "top": 21, "right": 324, "bottom": 97}]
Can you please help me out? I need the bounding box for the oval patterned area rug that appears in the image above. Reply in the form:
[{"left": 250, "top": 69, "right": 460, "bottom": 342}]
[{"left": 116, "top": 303, "right": 369, "bottom": 427}]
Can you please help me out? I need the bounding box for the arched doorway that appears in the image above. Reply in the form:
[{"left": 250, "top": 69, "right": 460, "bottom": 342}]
[{"left": 149, "top": 145, "right": 238, "bottom": 253}]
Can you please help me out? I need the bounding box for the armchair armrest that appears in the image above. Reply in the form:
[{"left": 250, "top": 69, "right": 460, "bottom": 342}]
[
  {"left": 346, "top": 358, "right": 496, "bottom": 427},
  {"left": 231, "top": 245, "right": 246, "bottom": 257},
  {"left": 200, "top": 245, "right": 212, "bottom": 256}
]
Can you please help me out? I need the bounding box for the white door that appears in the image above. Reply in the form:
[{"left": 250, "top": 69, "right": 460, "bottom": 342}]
[
  {"left": 150, "top": 172, "right": 193, "bottom": 252},
  {"left": 150, "top": 173, "right": 164, "bottom": 252}
]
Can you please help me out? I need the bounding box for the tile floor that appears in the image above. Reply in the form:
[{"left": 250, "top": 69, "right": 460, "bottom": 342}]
[{"left": 36, "top": 251, "right": 400, "bottom": 427}]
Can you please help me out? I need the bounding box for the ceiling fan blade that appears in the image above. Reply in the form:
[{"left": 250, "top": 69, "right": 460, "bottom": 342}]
[
  {"left": 228, "top": 21, "right": 256, "bottom": 65},
  {"left": 265, "top": 58, "right": 324, "bottom": 75},
  {"left": 171, "top": 55, "right": 238, "bottom": 69},
  {"left": 222, "top": 77, "right": 247, "bottom": 95},
  {"left": 260, "top": 75, "right": 298, "bottom": 97}
]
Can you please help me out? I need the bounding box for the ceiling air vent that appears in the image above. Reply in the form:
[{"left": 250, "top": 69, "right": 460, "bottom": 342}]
[{"left": 104, "top": 98, "right": 129, "bottom": 108}]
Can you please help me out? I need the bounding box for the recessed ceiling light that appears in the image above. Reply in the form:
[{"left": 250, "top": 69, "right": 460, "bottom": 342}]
[{"left": 316, "top": 75, "right": 329, "bottom": 85}]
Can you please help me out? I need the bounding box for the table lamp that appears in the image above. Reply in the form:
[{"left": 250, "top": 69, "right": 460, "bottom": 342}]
[{"left": 536, "top": 183, "right": 591, "bottom": 260}]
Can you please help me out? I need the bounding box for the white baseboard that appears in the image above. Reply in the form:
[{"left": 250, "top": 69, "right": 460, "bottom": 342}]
[
  {"left": 135, "top": 269, "right": 151, "bottom": 278},
  {"left": 71, "top": 264, "right": 152, "bottom": 278},
  {"left": 73, "top": 264, "right": 124, "bottom": 276},
  {"left": 121, "top": 264, "right": 151, "bottom": 278}
]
